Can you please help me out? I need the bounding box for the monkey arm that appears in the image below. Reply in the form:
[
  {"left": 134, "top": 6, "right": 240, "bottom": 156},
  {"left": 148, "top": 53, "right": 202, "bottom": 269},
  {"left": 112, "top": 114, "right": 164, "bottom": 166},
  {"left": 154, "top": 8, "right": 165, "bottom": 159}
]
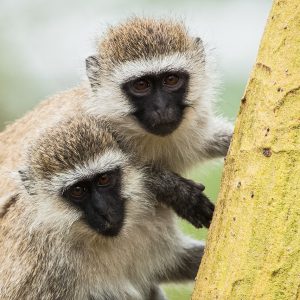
[
  {"left": 145, "top": 166, "right": 215, "bottom": 228},
  {"left": 157, "top": 240, "right": 204, "bottom": 283},
  {"left": 146, "top": 286, "right": 167, "bottom": 300},
  {"left": 202, "top": 117, "right": 233, "bottom": 158}
]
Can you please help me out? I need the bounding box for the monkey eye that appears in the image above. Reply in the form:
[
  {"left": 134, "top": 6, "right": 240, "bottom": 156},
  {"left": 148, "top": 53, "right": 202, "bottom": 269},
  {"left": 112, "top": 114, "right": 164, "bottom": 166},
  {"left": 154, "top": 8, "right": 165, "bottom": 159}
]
[
  {"left": 163, "top": 74, "right": 182, "bottom": 90},
  {"left": 97, "top": 173, "right": 111, "bottom": 187},
  {"left": 130, "top": 79, "right": 151, "bottom": 95},
  {"left": 69, "top": 183, "right": 88, "bottom": 199}
]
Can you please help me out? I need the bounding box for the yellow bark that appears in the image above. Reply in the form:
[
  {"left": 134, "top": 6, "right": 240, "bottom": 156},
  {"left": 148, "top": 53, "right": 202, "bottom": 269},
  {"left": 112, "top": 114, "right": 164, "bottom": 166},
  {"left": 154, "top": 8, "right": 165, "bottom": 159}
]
[{"left": 192, "top": 0, "right": 300, "bottom": 299}]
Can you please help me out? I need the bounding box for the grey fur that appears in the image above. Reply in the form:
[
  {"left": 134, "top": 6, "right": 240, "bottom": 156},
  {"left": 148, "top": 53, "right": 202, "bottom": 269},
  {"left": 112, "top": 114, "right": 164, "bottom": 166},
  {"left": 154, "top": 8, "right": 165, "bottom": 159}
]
[
  {"left": 147, "top": 287, "right": 167, "bottom": 300},
  {"left": 0, "top": 116, "right": 204, "bottom": 300}
]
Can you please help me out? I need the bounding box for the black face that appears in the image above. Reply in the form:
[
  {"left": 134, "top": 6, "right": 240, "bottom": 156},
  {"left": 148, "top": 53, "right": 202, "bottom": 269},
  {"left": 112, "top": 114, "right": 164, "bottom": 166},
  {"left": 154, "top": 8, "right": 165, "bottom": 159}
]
[
  {"left": 63, "top": 168, "right": 124, "bottom": 237},
  {"left": 122, "top": 71, "right": 189, "bottom": 136}
]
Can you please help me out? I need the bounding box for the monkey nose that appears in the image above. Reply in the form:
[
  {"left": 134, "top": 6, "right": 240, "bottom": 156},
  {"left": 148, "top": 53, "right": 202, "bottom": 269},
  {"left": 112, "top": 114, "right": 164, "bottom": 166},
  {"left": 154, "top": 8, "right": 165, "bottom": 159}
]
[
  {"left": 93, "top": 213, "right": 123, "bottom": 237},
  {"left": 96, "top": 223, "right": 110, "bottom": 233},
  {"left": 96, "top": 210, "right": 120, "bottom": 227}
]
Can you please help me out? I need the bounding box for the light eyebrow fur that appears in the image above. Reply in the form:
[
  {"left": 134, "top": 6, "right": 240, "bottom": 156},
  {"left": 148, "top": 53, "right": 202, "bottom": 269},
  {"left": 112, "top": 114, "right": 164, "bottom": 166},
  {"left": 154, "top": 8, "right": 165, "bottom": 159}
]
[
  {"left": 111, "top": 52, "right": 191, "bottom": 84},
  {"left": 49, "top": 150, "right": 127, "bottom": 193}
]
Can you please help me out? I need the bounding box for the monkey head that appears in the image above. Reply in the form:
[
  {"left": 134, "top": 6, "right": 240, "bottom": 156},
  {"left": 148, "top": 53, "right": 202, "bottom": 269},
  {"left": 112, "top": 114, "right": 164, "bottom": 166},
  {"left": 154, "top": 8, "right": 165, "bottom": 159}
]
[
  {"left": 19, "top": 116, "right": 151, "bottom": 237},
  {"left": 86, "top": 18, "right": 208, "bottom": 136}
]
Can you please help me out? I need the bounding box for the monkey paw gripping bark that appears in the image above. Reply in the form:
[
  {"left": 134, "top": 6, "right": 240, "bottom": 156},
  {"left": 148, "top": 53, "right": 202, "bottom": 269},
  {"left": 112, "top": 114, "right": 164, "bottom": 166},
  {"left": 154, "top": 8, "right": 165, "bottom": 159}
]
[{"left": 147, "top": 167, "right": 215, "bottom": 228}]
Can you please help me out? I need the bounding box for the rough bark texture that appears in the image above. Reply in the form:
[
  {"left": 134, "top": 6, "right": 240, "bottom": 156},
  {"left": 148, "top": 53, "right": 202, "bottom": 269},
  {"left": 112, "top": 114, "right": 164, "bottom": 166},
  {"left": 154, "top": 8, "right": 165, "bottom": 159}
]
[{"left": 192, "top": 0, "right": 300, "bottom": 299}]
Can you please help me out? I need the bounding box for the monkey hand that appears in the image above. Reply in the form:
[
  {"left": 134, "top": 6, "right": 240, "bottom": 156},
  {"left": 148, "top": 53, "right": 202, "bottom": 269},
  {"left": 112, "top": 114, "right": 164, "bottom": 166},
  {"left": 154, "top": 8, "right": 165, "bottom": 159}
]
[
  {"left": 146, "top": 167, "right": 215, "bottom": 228},
  {"left": 204, "top": 119, "right": 233, "bottom": 158},
  {"left": 172, "top": 177, "right": 215, "bottom": 228}
]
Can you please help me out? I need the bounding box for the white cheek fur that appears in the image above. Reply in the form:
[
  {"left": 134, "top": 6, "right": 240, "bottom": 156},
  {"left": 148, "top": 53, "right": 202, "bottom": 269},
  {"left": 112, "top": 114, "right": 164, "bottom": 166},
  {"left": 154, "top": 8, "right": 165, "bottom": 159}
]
[{"left": 85, "top": 50, "right": 209, "bottom": 119}]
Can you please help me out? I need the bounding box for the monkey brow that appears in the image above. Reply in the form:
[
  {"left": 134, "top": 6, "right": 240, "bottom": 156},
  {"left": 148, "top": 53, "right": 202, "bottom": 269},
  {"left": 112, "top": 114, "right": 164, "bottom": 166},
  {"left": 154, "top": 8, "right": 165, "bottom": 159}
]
[
  {"left": 53, "top": 164, "right": 122, "bottom": 194},
  {"left": 124, "top": 68, "right": 186, "bottom": 82}
]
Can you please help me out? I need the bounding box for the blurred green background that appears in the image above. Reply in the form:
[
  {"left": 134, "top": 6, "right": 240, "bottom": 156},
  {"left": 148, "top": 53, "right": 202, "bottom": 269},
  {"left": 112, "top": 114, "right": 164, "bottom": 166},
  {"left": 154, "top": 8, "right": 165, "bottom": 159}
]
[{"left": 0, "top": 0, "right": 272, "bottom": 298}]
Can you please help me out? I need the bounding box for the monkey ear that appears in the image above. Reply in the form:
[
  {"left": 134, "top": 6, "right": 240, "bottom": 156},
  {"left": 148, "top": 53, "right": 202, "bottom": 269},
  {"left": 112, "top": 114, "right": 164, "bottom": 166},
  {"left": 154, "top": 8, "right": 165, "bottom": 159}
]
[
  {"left": 86, "top": 55, "right": 101, "bottom": 90},
  {"left": 195, "top": 37, "right": 204, "bottom": 47},
  {"left": 195, "top": 37, "right": 201, "bottom": 44},
  {"left": 194, "top": 37, "right": 205, "bottom": 63},
  {"left": 18, "top": 169, "right": 36, "bottom": 195}
]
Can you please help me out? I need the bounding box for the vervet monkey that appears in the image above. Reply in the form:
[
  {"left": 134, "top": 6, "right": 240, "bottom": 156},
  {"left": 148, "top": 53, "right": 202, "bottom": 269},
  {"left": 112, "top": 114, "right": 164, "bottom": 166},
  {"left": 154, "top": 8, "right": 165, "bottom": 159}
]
[
  {"left": 85, "top": 18, "right": 233, "bottom": 173},
  {"left": 0, "top": 116, "right": 205, "bottom": 300},
  {"left": 0, "top": 17, "right": 233, "bottom": 227}
]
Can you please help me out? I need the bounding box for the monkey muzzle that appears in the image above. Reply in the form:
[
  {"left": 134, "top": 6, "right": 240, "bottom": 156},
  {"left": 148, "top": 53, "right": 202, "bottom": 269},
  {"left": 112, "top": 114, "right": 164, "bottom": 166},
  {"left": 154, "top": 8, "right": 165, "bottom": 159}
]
[
  {"left": 144, "top": 107, "right": 183, "bottom": 136},
  {"left": 85, "top": 197, "right": 124, "bottom": 237}
]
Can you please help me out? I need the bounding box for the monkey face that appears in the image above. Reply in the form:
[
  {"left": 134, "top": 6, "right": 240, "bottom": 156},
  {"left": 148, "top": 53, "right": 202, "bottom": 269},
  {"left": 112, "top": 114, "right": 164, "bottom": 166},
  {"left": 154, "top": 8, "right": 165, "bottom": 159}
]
[
  {"left": 21, "top": 116, "right": 153, "bottom": 238},
  {"left": 122, "top": 71, "right": 189, "bottom": 136},
  {"left": 63, "top": 168, "right": 125, "bottom": 237}
]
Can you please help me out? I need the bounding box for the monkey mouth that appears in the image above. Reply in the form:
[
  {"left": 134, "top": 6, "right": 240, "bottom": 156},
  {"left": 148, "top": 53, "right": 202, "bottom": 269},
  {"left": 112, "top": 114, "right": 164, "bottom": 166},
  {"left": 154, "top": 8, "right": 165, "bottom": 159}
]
[
  {"left": 95, "top": 224, "right": 122, "bottom": 236},
  {"left": 147, "top": 120, "right": 182, "bottom": 136},
  {"left": 132, "top": 106, "right": 185, "bottom": 136},
  {"left": 145, "top": 107, "right": 185, "bottom": 136},
  {"left": 88, "top": 214, "right": 124, "bottom": 237}
]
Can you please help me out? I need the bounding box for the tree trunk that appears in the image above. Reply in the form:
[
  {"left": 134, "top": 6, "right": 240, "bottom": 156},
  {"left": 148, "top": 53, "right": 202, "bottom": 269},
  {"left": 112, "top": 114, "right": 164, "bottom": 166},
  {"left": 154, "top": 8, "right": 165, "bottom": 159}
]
[{"left": 192, "top": 0, "right": 300, "bottom": 299}]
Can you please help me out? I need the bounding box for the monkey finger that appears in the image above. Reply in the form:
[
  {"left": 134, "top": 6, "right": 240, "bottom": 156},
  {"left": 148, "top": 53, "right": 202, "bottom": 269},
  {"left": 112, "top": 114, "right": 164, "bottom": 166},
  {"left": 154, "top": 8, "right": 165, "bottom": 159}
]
[
  {"left": 182, "top": 177, "right": 206, "bottom": 192},
  {"left": 195, "top": 194, "right": 215, "bottom": 228}
]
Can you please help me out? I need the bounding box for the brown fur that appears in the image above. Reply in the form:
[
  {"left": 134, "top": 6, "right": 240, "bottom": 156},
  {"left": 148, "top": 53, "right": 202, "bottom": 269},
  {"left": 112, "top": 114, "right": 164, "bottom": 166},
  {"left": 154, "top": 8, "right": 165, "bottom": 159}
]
[
  {"left": 28, "top": 116, "right": 117, "bottom": 179},
  {"left": 98, "top": 18, "right": 197, "bottom": 70}
]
